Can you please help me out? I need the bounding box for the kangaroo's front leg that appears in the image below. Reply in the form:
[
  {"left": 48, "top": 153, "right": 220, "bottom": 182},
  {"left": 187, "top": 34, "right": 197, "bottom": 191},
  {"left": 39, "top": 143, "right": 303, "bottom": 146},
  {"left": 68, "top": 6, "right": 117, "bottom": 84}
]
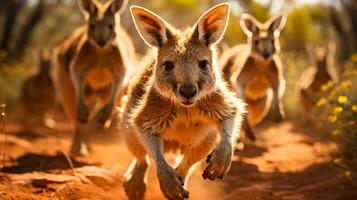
[
  {"left": 74, "top": 73, "right": 89, "bottom": 124},
  {"left": 271, "top": 76, "right": 285, "bottom": 122},
  {"left": 96, "top": 80, "right": 120, "bottom": 124},
  {"left": 70, "top": 123, "right": 89, "bottom": 156},
  {"left": 203, "top": 117, "right": 236, "bottom": 180},
  {"left": 142, "top": 133, "right": 189, "bottom": 200}
]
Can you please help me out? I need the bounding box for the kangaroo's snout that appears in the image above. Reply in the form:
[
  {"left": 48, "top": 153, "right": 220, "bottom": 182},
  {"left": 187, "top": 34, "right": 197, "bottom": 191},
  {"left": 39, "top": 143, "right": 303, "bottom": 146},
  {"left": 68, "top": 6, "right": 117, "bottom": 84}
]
[
  {"left": 97, "top": 39, "right": 106, "bottom": 47},
  {"left": 179, "top": 84, "right": 197, "bottom": 99},
  {"left": 262, "top": 52, "right": 271, "bottom": 59}
]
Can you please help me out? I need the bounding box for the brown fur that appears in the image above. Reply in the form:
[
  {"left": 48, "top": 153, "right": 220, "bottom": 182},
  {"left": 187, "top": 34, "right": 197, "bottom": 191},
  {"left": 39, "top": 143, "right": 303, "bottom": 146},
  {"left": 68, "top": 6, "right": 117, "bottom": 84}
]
[
  {"left": 298, "top": 44, "right": 338, "bottom": 116},
  {"left": 120, "top": 4, "right": 245, "bottom": 200},
  {"left": 53, "top": 0, "right": 133, "bottom": 156},
  {"left": 21, "top": 50, "right": 56, "bottom": 124},
  {"left": 220, "top": 13, "right": 287, "bottom": 126}
]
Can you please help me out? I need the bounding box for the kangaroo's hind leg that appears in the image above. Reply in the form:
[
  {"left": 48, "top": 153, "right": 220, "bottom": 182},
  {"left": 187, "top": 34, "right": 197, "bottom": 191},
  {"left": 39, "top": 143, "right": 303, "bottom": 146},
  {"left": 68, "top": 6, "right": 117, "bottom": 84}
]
[{"left": 123, "top": 125, "right": 149, "bottom": 200}]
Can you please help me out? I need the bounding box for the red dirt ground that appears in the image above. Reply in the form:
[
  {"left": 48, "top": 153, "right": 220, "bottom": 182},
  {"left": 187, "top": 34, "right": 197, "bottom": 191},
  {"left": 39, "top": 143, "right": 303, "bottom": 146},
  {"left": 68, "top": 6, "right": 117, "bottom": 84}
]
[{"left": 0, "top": 120, "right": 356, "bottom": 200}]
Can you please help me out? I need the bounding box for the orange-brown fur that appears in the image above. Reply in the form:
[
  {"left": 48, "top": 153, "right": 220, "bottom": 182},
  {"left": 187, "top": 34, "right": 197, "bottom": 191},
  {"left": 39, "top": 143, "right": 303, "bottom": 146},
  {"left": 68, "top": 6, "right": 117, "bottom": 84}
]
[
  {"left": 221, "top": 13, "right": 287, "bottom": 126},
  {"left": 120, "top": 4, "right": 244, "bottom": 200},
  {"left": 53, "top": 0, "right": 133, "bottom": 156},
  {"left": 21, "top": 50, "right": 56, "bottom": 124},
  {"left": 298, "top": 44, "right": 338, "bottom": 116}
]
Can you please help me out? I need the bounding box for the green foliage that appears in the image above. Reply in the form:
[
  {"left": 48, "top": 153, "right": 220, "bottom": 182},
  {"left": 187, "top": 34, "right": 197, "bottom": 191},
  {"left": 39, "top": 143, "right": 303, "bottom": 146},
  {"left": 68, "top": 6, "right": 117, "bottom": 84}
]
[
  {"left": 0, "top": 61, "right": 29, "bottom": 109},
  {"left": 315, "top": 59, "right": 357, "bottom": 160},
  {"left": 281, "top": 51, "right": 310, "bottom": 118},
  {"left": 249, "top": 1, "right": 270, "bottom": 22},
  {"left": 284, "top": 7, "right": 319, "bottom": 50}
]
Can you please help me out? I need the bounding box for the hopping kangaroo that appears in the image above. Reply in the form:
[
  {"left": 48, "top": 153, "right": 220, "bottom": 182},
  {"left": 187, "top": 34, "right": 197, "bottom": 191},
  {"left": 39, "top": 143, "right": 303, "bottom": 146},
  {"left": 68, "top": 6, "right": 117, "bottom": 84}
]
[
  {"left": 54, "top": 0, "right": 132, "bottom": 156},
  {"left": 221, "top": 13, "right": 287, "bottom": 126},
  {"left": 22, "top": 50, "right": 56, "bottom": 124},
  {"left": 298, "top": 44, "right": 338, "bottom": 116},
  {"left": 121, "top": 4, "right": 244, "bottom": 200}
]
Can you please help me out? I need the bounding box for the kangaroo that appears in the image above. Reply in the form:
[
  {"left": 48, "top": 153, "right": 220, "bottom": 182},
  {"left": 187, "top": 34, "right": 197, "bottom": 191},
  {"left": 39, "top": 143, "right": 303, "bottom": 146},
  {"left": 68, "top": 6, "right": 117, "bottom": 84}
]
[
  {"left": 220, "top": 13, "right": 287, "bottom": 126},
  {"left": 22, "top": 50, "right": 56, "bottom": 125},
  {"left": 53, "top": 0, "right": 133, "bottom": 156},
  {"left": 120, "top": 4, "right": 245, "bottom": 200},
  {"left": 298, "top": 44, "right": 338, "bottom": 116}
]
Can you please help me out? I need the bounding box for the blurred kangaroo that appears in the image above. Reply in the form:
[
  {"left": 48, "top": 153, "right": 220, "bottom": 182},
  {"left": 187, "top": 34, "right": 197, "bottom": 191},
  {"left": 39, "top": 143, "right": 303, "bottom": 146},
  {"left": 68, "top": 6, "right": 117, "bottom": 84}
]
[
  {"left": 298, "top": 43, "right": 338, "bottom": 116},
  {"left": 53, "top": 0, "right": 133, "bottom": 156},
  {"left": 220, "top": 13, "right": 287, "bottom": 126},
  {"left": 22, "top": 50, "right": 56, "bottom": 125},
  {"left": 121, "top": 4, "right": 245, "bottom": 200}
]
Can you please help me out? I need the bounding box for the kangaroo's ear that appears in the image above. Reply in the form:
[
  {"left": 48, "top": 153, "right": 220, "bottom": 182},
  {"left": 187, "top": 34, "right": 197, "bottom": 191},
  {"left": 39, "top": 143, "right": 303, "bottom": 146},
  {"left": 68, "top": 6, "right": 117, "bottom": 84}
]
[
  {"left": 268, "top": 13, "right": 287, "bottom": 35},
  {"left": 106, "top": 0, "right": 128, "bottom": 15},
  {"left": 194, "top": 3, "right": 230, "bottom": 46},
  {"left": 78, "top": 0, "right": 97, "bottom": 15},
  {"left": 240, "top": 13, "right": 260, "bottom": 37},
  {"left": 131, "top": 6, "right": 173, "bottom": 48}
]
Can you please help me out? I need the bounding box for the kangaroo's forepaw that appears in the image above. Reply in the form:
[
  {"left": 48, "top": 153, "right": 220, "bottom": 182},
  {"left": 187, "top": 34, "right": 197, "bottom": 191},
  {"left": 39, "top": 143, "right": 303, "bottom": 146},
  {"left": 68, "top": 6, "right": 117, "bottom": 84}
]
[
  {"left": 96, "top": 105, "right": 113, "bottom": 124},
  {"left": 158, "top": 166, "right": 189, "bottom": 200},
  {"left": 203, "top": 145, "right": 232, "bottom": 180},
  {"left": 124, "top": 172, "right": 147, "bottom": 200}
]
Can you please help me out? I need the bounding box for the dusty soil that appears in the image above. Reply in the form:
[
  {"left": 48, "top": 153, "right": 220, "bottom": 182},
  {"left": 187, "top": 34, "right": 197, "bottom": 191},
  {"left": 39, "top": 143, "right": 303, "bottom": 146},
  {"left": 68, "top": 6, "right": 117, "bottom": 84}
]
[{"left": 0, "top": 120, "right": 356, "bottom": 200}]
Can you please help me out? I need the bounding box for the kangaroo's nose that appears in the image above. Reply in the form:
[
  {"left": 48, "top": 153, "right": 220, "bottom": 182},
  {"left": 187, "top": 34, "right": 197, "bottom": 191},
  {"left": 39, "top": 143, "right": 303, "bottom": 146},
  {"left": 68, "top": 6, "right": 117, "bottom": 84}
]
[
  {"left": 97, "top": 40, "right": 106, "bottom": 47},
  {"left": 262, "top": 52, "right": 270, "bottom": 59},
  {"left": 179, "top": 85, "right": 197, "bottom": 99}
]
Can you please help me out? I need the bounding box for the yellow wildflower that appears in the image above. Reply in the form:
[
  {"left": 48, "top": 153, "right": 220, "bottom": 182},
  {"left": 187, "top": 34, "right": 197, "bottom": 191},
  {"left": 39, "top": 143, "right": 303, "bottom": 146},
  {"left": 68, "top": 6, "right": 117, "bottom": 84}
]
[
  {"left": 351, "top": 53, "right": 357, "bottom": 62},
  {"left": 332, "top": 129, "right": 341, "bottom": 136},
  {"left": 339, "top": 80, "right": 352, "bottom": 90},
  {"left": 321, "top": 81, "right": 333, "bottom": 92},
  {"left": 337, "top": 96, "right": 348, "bottom": 104},
  {"left": 329, "top": 115, "right": 337, "bottom": 123},
  {"left": 352, "top": 105, "right": 357, "bottom": 112},
  {"left": 333, "top": 107, "right": 343, "bottom": 115},
  {"left": 333, "top": 158, "right": 342, "bottom": 164},
  {"left": 344, "top": 170, "right": 352, "bottom": 179},
  {"left": 317, "top": 98, "right": 327, "bottom": 107}
]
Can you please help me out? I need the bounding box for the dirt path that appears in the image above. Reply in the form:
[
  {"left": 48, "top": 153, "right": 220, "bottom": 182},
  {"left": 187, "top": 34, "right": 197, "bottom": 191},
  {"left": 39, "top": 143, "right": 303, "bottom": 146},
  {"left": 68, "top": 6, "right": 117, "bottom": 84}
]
[{"left": 0, "top": 121, "right": 356, "bottom": 200}]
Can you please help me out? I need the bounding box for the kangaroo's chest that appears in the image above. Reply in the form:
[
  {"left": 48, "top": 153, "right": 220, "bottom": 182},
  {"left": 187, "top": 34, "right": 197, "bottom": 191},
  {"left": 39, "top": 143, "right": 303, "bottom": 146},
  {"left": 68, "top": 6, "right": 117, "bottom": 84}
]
[
  {"left": 238, "top": 59, "right": 273, "bottom": 99},
  {"left": 163, "top": 110, "right": 218, "bottom": 147},
  {"left": 74, "top": 42, "right": 124, "bottom": 87},
  {"left": 85, "top": 67, "right": 114, "bottom": 90}
]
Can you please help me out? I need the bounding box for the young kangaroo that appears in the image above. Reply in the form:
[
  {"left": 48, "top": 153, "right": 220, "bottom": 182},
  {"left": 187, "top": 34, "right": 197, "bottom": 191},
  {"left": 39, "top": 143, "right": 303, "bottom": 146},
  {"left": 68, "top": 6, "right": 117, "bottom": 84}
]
[
  {"left": 220, "top": 13, "right": 287, "bottom": 126},
  {"left": 22, "top": 50, "right": 56, "bottom": 124},
  {"left": 121, "top": 4, "right": 245, "bottom": 200},
  {"left": 298, "top": 44, "right": 338, "bottom": 116},
  {"left": 53, "top": 0, "right": 133, "bottom": 156}
]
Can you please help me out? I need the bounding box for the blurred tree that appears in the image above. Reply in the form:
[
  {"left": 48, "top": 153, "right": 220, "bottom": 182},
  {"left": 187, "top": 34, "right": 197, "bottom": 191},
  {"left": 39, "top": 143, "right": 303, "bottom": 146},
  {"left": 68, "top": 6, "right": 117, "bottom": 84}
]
[
  {"left": 0, "top": 0, "right": 26, "bottom": 52},
  {"left": 14, "top": 0, "right": 45, "bottom": 58},
  {"left": 0, "top": 0, "right": 45, "bottom": 63},
  {"left": 330, "top": 0, "right": 357, "bottom": 62}
]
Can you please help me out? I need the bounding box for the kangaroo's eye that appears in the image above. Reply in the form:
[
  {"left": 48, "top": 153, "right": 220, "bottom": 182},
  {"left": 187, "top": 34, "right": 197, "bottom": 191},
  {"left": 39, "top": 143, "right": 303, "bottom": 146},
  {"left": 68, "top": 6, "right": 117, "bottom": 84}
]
[
  {"left": 254, "top": 39, "right": 259, "bottom": 46},
  {"left": 108, "top": 24, "right": 114, "bottom": 30},
  {"left": 199, "top": 60, "right": 210, "bottom": 70},
  {"left": 163, "top": 61, "right": 175, "bottom": 71}
]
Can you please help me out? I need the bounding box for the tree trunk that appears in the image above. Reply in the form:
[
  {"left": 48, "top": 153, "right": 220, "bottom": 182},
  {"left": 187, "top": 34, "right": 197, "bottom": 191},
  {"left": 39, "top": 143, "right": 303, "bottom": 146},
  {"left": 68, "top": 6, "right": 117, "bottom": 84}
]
[
  {"left": 0, "top": 0, "right": 26, "bottom": 51},
  {"left": 329, "top": 6, "right": 352, "bottom": 62},
  {"left": 13, "top": 0, "right": 45, "bottom": 58},
  {"left": 340, "top": 0, "right": 357, "bottom": 54}
]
